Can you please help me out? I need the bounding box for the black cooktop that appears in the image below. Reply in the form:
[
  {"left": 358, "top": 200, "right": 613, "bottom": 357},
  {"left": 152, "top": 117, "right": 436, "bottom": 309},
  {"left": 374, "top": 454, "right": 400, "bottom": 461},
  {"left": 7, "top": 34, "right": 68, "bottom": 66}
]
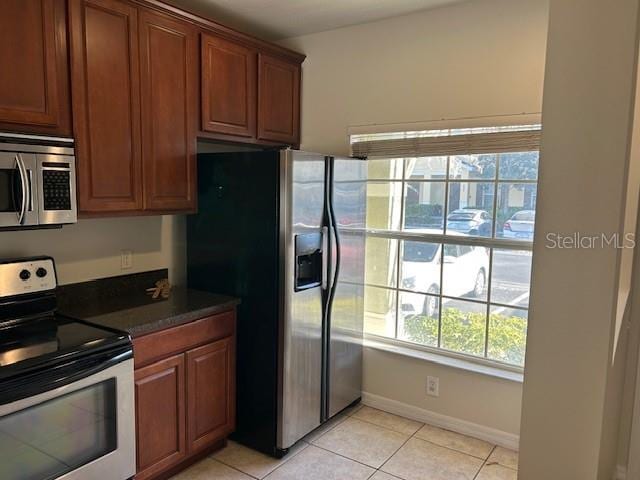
[{"left": 0, "top": 314, "right": 131, "bottom": 381}]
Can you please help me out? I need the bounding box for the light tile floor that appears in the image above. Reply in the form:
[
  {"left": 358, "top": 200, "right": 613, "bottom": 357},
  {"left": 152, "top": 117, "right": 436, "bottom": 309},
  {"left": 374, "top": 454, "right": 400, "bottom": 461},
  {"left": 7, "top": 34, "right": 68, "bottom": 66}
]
[{"left": 171, "top": 404, "right": 519, "bottom": 480}]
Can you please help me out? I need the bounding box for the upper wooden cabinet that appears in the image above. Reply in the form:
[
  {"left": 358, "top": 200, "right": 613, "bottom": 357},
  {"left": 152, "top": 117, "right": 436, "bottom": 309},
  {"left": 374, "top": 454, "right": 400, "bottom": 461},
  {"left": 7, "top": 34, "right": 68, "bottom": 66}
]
[
  {"left": 69, "top": 0, "right": 197, "bottom": 215},
  {"left": 199, "top": 41, "right": 302, "bottom": 146},
  {"left": 258, "top": 54, "right": 301, "bottom": 145},
  {"left": 3, "top": 0, "right": 304, "bottom": 216},
  {"left": 139, "top": 8, "right": 197, "bottom": 212},
  {"left": 201, "top": 34, "right": 256, "bottom": 138},
  {"left": 69, "top": 0, "right": 144, "bottom": 213},
  {"left": 0, "top": 0, "right": 71, "bottom": 136}
]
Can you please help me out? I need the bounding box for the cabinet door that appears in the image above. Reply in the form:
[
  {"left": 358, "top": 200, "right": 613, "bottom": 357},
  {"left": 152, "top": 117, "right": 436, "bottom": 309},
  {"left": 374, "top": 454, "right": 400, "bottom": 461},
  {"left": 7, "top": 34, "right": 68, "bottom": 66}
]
[
  {"left": 186, "top": 336, "right": 235, "bottom": 453},
  {"left": 0, "top": 0, "right": 71, "bottom": 136},
  {"left": 201, "top": 34, "right": 256, "bottom": 138},
  {"left": 69, "top": 0, "right": 143, "bottom": 213},
  {"left": 135, "top": 354, "right": 186, "bottom": 480},
  {"left": 257, "top": 54, "right": 300, "bottom": 145},
  {"left": 139, "top": 8, "right": 197, "bottom": 212}
]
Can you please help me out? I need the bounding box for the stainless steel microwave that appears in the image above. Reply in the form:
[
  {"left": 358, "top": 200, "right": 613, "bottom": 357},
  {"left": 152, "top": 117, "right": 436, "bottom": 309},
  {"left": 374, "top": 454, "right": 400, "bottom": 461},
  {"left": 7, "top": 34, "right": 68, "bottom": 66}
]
[{"left": 0, "top": 133, "right": 77, "bottom": 229}]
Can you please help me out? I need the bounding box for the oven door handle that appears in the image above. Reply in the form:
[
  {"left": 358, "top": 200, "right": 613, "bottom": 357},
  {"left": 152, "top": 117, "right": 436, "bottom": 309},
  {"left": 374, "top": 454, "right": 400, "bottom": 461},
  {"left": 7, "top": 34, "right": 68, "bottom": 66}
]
[
  {"left": 15, "top": 153, "right": 28, "bottom": 225},
  {"left": 0, "top": 346, "right": 133, "bottom": 407}
]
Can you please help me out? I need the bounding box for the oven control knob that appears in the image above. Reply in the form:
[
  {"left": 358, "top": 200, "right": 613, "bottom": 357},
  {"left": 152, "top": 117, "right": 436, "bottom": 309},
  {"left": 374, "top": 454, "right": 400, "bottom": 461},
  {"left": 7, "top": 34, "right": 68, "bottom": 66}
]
[
  {"left": 36, "top": 268, "right": 48, "bottom": 278},
  {"left": 19, "top": 269, "right": 31, "bottom": 281}
]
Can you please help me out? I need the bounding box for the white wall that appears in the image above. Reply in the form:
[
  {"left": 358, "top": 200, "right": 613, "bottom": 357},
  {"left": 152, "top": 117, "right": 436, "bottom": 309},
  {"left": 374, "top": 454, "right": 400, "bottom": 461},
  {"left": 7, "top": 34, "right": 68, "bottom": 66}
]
[
  {"left": 281, "top": 0, "right": 549, "bottom": 438},
  {"left": 612, "top": 28, "right": 640, "bottom": 473},
  {"left": 518, "top": 0, "right": 640, "bottom": 478},
  {"left": 364, "top": 349, "right": 524, "bottom": 436},
  {"left": 281, "top": 0, "right": 549, "bottom": 157},
  {"left": 0, "top": 216, "right": 187, "bottom": 286}
]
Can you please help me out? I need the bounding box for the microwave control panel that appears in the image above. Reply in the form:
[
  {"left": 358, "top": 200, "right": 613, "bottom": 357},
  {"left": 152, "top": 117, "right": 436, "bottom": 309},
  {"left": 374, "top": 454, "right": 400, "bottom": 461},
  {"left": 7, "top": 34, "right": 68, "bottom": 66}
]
[{"left": 42, "top": 167, "right": 72, "bottom": 211}]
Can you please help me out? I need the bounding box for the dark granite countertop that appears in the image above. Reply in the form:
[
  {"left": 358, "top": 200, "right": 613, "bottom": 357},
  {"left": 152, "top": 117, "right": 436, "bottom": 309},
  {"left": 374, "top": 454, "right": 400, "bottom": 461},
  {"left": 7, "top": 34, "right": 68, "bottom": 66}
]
[{"left": 57, "top": 269, "right": 240, "bottom": 337}]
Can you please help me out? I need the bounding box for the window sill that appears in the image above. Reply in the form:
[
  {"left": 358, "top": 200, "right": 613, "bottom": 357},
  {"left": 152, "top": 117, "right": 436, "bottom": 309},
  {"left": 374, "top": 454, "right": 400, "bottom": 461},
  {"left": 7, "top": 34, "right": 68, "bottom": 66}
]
[{"left": 363, "top": 336, "right": 524, "bottom": 383}]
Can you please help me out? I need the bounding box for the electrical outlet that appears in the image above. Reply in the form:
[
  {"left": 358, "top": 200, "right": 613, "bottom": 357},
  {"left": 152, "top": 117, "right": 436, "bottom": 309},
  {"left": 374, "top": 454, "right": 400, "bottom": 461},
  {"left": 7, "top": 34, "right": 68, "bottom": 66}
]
[
  {"left": 426, "top": 376, "right": 440, "bottom": 397},
  {"left": 121, "top": 250, "right": 133, "bottom": 270}
]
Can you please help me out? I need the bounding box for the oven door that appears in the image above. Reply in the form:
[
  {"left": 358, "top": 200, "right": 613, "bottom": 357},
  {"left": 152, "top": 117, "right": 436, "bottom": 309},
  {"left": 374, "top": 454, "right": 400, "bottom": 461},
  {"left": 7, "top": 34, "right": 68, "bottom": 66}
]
[
  {"left": 0, "top": 355, "right": 135, "bottom": 480},
  {"left": 0, "top": 151, "right": 38, "bottom": 227}
]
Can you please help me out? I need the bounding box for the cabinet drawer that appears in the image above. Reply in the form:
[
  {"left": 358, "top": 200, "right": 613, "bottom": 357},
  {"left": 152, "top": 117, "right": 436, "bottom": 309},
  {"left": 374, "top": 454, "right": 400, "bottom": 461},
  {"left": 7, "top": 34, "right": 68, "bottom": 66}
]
[{"left": 133, "top": 310, "right": 236, "bottom": 368}]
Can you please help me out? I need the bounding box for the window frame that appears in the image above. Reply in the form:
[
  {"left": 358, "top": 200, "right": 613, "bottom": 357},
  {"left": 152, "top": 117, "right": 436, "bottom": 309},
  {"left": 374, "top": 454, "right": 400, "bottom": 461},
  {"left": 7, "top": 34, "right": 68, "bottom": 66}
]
[{"left": 351, "top": 126, "right": 540, "bottom": 371}]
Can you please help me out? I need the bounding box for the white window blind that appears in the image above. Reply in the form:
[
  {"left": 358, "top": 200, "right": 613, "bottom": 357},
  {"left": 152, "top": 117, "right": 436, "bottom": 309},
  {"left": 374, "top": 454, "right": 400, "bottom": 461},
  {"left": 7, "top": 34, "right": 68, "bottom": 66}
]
[{"left": 351, "top": 125, "right": 541, "bottom": 158}]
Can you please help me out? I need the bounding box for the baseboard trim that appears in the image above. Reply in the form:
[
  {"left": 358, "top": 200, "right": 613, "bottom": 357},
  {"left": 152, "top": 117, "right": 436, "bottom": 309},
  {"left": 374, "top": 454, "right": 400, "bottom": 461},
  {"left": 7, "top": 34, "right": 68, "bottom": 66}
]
[
  {"left": 615, "top": 465, "right": 627, "bottom": 480},
  {"left": 361, "top": 391, "right": 519, "bottom": 450}
]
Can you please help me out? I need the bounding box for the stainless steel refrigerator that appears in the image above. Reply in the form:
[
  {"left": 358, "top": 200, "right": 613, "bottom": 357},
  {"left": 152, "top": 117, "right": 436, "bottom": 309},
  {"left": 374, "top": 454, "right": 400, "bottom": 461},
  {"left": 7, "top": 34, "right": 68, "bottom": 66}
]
[{"left": 187, "top": 149, "right": 366, "bottom": 457}]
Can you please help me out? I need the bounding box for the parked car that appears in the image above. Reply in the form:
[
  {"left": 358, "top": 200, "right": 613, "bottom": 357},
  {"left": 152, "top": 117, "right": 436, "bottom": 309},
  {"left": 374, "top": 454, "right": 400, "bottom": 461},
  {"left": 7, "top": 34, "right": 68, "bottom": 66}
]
[
  {"left": 401, "top": 242, "right": 490, "bottom": 317},
  {"left": 502, "top": 210, "right": 535, "bottom": 240},
  {"left": 446, "top": 209, "right": 492, "bottom": 236}
]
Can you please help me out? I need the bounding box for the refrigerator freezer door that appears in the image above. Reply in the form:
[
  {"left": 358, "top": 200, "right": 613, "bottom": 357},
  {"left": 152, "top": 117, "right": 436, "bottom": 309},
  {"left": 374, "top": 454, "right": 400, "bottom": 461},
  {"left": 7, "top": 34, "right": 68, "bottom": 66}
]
[
  {"left": 327, "top": 157, "right": 367, "bottom": 418},
  {"left": 278, "top": 150, "right": 327, "bottom": 450}
]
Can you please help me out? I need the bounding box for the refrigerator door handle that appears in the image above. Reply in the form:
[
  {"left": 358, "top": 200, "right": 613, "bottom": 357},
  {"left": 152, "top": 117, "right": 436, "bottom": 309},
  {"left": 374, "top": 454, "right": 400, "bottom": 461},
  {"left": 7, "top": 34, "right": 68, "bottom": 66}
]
[
  {"left": 327, "top": 224, "right": 340, "bottom": 292},
  {"left": 322, "top": 157, "right": 342, "bottom": 421},
  {"left": 321, "top": 226, "right": 329, "bottom": 290},
  {"left": 327, "top": 158, "right": 341, "bottom": 295}
]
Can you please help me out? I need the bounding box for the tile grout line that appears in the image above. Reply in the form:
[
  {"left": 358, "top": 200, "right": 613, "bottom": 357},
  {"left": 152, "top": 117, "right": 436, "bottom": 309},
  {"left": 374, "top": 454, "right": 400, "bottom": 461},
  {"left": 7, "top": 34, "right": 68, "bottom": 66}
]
[
  {"left": 376, "top": 421, "right": 418, "bottom": 476},
  {"left": 261, "top": 442, "right": 325, "bottom": 480},
  {"left": 405, "top": 431, "right": 495, "bottom": 462},
  {"left": 356, "top": 405, "right": 501, "bottom": 461},
  {"left": 210, "top": 404, "right": 363, "bottom": 480},
  {"left": 305, "top": 414, "right": 350, "bottom": 442},
  {"left": 472, "top": 445, "right": 497, "bottom": 480},
  {"left": 350, "top": 412, "right": 425, "bottom": 436},
  {"left": 339, "top": 415, "right": 423, "bottom": 437},
  {"left": 207, "top": 457, "right": 261, "bottom": 480},
  {"left": 377, "top": 421, "right": 496, "bottom": 479},
  {"left": 365, "top": 469, "right": 378, "bottom": 480},
  {"left": 318, "top": 405, "right": 498, "bottom": 475},
  {"left": 334, "top": 407, "right": 518, "bottom": 472},
  {"left": 311, "top": 441, "right": 387, "bottom": 471},
  {"left": 211, "top": 441, "right": 310, "bottom": 480},
  {"left": 262, "top": 404, "right": 397, "bottom": 479},
  {"left": 204, "top": 404, "right": 517, "bottom": 479}
]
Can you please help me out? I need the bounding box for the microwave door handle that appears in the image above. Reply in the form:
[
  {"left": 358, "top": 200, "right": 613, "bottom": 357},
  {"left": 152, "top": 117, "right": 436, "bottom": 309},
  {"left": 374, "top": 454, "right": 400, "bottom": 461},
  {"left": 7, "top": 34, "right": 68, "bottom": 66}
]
[{"left": 14, "top": 154, "right": 28, "bottom": 225}]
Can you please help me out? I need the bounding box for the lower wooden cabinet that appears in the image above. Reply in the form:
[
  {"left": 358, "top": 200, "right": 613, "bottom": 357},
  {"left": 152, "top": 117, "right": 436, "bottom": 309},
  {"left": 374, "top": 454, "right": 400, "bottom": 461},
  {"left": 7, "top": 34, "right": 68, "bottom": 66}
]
[
  {"left": 135, "top": 354, "right": 187, "bottom": 480},
  {"left": 187, "top": 337, "right": 235, "bottom": 453},
  {"left": 133, "top": 310, "right": 236, "bottom": 479}
]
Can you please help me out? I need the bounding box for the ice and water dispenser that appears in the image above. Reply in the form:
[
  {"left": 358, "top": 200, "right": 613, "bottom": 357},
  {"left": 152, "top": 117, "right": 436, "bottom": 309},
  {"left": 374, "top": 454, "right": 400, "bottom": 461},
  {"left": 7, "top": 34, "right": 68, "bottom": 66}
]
[{"left": 294, "top": 233, "right": 323, "bottom": 291}]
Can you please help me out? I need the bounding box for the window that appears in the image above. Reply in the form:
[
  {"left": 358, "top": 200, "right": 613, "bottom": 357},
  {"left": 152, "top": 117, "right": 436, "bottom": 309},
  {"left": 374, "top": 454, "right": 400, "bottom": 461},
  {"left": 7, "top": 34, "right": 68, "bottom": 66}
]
[{"left": 352, "top": 125, "right": 540, "bottom": 368}]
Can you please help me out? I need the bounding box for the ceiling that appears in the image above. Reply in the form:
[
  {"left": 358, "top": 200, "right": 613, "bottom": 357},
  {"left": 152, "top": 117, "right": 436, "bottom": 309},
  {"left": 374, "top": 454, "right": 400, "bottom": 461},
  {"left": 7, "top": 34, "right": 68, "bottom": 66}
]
[{"left": 164, "top": 0, "right": 467, "bottom": 40}]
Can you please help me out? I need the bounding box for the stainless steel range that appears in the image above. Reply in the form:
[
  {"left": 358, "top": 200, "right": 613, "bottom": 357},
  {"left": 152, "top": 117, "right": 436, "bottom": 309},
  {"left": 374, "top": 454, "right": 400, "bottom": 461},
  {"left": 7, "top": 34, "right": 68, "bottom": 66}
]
[{"left": 0, "top": 257, "right": 135, "bottom": 480}]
